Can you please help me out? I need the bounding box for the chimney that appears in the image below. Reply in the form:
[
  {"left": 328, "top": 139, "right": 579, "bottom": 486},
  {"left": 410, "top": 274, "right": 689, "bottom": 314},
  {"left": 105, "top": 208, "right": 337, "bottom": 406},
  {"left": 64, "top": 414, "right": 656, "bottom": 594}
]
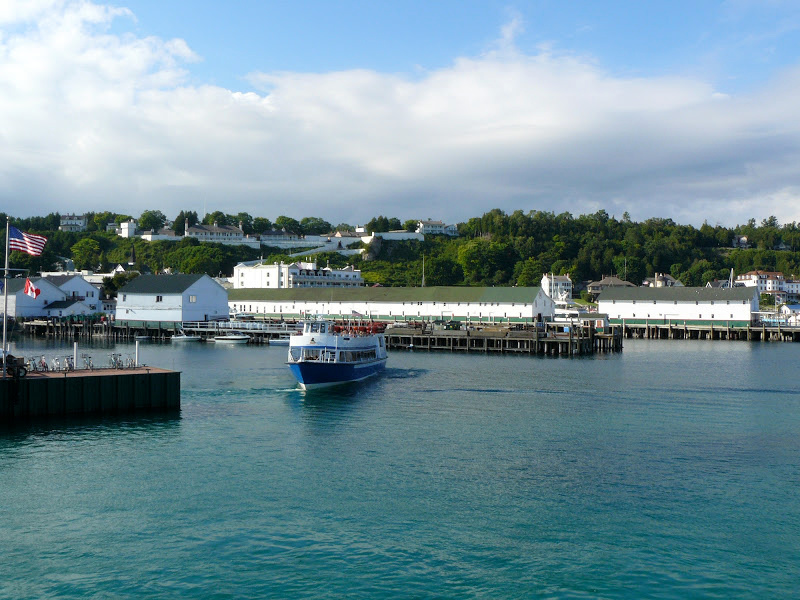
[{"left": 184, "top": 217, "right": 189, "bottom": 234}]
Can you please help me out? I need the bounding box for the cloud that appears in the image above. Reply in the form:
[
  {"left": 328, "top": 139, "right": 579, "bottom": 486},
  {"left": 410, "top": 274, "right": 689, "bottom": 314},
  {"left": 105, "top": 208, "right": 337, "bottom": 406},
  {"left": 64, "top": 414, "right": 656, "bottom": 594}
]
[{"left": 1, "top": 1, "right": 800, "bottom": 228}]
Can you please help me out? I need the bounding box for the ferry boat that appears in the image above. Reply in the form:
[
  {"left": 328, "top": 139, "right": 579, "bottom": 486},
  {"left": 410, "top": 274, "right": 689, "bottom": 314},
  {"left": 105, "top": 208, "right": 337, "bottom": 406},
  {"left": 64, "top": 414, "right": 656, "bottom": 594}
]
[{"left": 287, "top": 318, "right": 388, "bottom": 389}]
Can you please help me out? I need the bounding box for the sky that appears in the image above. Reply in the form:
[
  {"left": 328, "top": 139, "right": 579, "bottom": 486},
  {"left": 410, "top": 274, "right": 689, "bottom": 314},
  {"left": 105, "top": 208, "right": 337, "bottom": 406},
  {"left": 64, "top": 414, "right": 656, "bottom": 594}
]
[{"left": 2, "top": 1, "right": 800, "bottom": 228}]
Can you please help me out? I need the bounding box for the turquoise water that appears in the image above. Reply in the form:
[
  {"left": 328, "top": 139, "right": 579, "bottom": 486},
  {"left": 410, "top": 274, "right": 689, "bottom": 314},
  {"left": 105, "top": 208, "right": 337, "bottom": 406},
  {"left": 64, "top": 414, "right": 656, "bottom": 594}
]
[{"left": 1, "top": 339, "right": 799, "bottom": 598}]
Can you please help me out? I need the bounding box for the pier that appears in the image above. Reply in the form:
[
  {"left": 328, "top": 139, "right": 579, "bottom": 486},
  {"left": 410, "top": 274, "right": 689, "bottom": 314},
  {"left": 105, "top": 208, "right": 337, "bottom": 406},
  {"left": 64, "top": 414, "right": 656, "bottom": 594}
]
[
  {"left": 0, "top": 367, "right": 180, "bottom": 421},
  {"left": 384, "top": 323, "right": 622, "bottom": 356},
  {"left": 617, "top": 321, "right": 800, "bottom": 342}
]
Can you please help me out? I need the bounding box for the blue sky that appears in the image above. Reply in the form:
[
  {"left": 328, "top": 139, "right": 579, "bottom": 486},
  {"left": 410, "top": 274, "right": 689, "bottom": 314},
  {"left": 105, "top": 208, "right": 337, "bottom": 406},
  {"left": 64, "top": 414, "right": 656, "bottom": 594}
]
[{"left": 2, "top": 0, "right": 800, "bottom": 227}]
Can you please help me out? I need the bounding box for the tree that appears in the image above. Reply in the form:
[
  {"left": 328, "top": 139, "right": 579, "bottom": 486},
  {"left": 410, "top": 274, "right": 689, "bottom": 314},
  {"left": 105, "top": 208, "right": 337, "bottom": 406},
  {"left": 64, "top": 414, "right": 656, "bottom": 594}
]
[
  {"left": 173, "top": 210, "right": 199, "bottom": 235},
  {"left": 202, "top": 211, "right": 228, "bottom": 226},
  {"left": 139, "top": 210, "right": 167, "bottom": 232},
  {"left": 300, "top": 216, "right": 332, "bottom": 235},
  {"left": 71, "top": 238, "right": 102, "bottom": 270},
  {"left": 234, "top": 212, "right": 254, "bottom": 234},
  {"left": 334, "top": 222, "right": 354, "bottom": 232},
  {"left": 252, "top": 217, "right": 273, "bottom": 234},
  {"left": 274, "top": 216, "right": 302, "bottom": 235},
  {"left": 403, "top": 219, "right": 418, "bottom": 232}
]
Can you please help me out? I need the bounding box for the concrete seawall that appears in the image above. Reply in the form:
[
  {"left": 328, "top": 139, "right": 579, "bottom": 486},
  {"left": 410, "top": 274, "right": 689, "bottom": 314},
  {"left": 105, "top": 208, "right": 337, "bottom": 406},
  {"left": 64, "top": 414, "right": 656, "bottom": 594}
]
[{"left": 0, "top": 368, "right": 180, "bottom": 421}]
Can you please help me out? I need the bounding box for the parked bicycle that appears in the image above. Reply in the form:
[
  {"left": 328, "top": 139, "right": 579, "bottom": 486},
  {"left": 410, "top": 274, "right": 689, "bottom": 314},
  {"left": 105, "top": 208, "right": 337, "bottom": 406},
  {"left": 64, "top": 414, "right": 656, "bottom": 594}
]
[
  {"left": 51, "top": 357, "right": 60, "bottom": 371},
  {"left": 63, "top": 356, "right": 74, "bottom": 372},
  {"left": 82, "top": 353, "right": 93, "bottom": 370},
  {"left": 109, "top": 353, "right": 123, "bottom": 369}
]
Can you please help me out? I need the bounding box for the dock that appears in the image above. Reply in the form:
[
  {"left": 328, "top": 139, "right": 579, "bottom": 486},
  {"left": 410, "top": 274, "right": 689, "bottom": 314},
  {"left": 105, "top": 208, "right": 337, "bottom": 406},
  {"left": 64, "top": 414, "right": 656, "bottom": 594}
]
[
  {"left": 0, "top": 367, "right": 180, "bottom": 421},
  {"left": 384, "top": 323, "right": 622, "bottom": 356},
  {"left": 618, "top": 321, "right": 800, "bottom": 342}
]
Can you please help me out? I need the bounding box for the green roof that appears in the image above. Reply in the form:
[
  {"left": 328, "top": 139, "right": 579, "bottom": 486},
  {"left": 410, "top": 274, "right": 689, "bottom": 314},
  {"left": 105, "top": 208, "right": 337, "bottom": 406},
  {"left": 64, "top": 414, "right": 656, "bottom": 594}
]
[
  {"left": 598, "top": 286, "right": 757, "bottom": 302},
  {"left": 228, "top": 286, "right": 542, "bottom": 303},
  {"left": 119, "top": 274, "right": 205, "bottom": 294}
]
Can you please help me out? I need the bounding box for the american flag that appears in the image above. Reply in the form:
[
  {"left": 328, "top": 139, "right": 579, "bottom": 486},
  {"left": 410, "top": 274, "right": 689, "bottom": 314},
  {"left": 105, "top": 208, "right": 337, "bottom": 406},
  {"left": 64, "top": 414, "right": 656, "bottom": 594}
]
[{"left": 9, "top": 226, "right": 47, "bottom": 256}]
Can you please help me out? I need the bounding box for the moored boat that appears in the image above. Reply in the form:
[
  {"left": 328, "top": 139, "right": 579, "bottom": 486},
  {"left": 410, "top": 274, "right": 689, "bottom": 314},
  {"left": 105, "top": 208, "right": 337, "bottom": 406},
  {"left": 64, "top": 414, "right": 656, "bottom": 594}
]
[
  {"left": 171, "top": 330, "right": 201, "bottom": 342},
  {"left": 287, "top": 318, "right": 387, "bottom": 390},
  {"left": 212, "top": 333, "right": 250, "bottom": 344}
]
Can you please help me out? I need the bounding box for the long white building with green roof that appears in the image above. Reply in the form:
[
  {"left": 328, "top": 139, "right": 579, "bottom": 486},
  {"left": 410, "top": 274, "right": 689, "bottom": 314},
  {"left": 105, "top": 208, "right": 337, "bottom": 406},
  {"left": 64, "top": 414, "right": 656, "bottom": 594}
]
[
  {"left": 597, "top": 286, "right": 759, "bottom": 327},
  {"left": 228, "top": 286, "right": 555, "bottom": 323}
]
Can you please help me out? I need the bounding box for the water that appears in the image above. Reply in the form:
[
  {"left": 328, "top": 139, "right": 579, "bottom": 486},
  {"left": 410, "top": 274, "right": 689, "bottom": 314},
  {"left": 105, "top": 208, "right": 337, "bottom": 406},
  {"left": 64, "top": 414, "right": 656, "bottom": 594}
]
[{"left": 1, "top": 339, "right": 799, "bottom": 598}]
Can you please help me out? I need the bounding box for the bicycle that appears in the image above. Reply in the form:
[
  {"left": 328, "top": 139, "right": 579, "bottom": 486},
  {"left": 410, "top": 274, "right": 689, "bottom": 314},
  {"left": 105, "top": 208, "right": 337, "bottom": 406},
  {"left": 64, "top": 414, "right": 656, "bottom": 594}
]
[
  {"left": 109, "top": 353, "right": 123, "bottom": 369},
  {"left": 63, "top": 356, "right": 74, "bottom": 372},
  {"left": 125, "top": 355, "right": 136, "bottom": 369},
  {"left": 51, "top": 357, "right": 60, "bottom": 371},
  {"left": 82, "top": 353, "right": 93, "bottom": 370},
  {"left": 38, "top": 356, "right": 48, "bottom": 372}
]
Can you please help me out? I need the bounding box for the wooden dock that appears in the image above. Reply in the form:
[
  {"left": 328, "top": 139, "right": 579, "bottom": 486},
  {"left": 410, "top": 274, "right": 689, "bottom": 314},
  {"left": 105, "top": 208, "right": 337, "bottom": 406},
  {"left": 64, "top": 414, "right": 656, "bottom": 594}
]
[
  {"left": 0, "top": 367, "right": 180, "bottom": 421},
  {"left": 618, "top": 322, "right": 800, "bottom": 342},
  {"left": 384, "top": 323, "right": 622, "bottom": 356}
]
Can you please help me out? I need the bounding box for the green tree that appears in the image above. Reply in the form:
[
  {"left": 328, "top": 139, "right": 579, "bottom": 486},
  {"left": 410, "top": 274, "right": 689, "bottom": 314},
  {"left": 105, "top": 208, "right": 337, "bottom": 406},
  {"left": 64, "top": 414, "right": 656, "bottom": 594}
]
[
  {"left": 252, "top": 217, "right": 273, "bottom": 234},
  {"left": 139, "top": 210, "right": 167, "bottom": 232},
  {"left": 71, "top": 238, "right": 102, "bottom": 270},
  {"left": 202, "top": 211, "right": 228, "bottom": 226},
  {"left": 403, "top": 219, "right": 418, "bottom": 232},
  {"left": 300, "top": 217, "right": 333, "bottom": 235},
  {"left": 274, "top": 216, "right": 302, "bottom": 235}
]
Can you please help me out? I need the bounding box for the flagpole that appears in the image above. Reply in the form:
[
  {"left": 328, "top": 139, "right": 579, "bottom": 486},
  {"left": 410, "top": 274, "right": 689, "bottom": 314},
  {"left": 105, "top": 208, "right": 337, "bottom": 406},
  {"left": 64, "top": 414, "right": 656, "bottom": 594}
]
[{"left": 3, "top": 216, "right": 9, "bottom": 380}]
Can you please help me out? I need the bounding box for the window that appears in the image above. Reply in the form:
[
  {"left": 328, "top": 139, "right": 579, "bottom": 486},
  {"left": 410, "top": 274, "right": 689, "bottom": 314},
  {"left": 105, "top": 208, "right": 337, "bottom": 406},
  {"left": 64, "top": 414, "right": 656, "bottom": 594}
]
[
  {"left": 122, "top": 294, "right": 126, "bottom": 301},
  {"left": 156, "top": 295, "right": 163, "bottom": 302},
  {"left": 189, "top": 295, "right": 197, "bottom": 303}
]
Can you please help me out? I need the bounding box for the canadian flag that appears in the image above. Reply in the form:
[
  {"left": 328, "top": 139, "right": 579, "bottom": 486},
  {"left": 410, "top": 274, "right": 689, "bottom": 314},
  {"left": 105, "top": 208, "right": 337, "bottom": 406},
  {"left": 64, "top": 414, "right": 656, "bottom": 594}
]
[{"left": 24, "top": 278, "right": 41, "bottom": 299}]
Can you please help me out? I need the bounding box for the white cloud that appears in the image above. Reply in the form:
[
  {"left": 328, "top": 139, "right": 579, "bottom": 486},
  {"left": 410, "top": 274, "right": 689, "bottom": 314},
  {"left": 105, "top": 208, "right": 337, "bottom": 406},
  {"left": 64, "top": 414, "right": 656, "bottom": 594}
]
[{"left": 1, "top": 0, "right": 800, "bottom": 228}]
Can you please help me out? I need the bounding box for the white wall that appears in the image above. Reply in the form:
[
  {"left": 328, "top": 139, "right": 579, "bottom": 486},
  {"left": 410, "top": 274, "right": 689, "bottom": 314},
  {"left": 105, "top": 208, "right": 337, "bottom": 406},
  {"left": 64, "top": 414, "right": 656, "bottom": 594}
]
[
  {"left": 229, "top": 290, "right": 555, "bottom": 322},
  {"left": 598, "top": 297, "right": 755, "bottom": 323}
]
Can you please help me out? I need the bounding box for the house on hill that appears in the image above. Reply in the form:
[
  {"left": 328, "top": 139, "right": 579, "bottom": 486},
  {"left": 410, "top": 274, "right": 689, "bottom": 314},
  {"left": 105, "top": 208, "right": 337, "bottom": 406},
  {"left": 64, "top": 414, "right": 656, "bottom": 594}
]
[
  {"left": 116, "top": 274, "right": 228, "bottom": 328},
  {"left": 228, "top": 286, "right": 555, "bottom": 324},
  {"left": 586, "top": 275, "right": 635, "bottom": 298}
]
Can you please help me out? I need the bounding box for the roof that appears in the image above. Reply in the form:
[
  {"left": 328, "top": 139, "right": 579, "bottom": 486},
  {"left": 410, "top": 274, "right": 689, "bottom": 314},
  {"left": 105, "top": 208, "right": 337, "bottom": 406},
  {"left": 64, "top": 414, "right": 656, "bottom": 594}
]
[
  {"left": 44, "top": 299, "right": 87, "bottom": 310},
  {"left": 41, "top": 274, "right": 78, "bottom": 287},
  {"left": 229, "top": 286, "right": 543, "bottom": 303},
  {"left": 187, "top": 224, "right": 243, "bottom": 235},
  {"left": 4, "top": 277, "right": 49, "bottom": 294},
  {"left": 119, "top": 274, "right": 206, "bottom": 294},
  {"left": 598, "top": 287, "right": 757, "bottom": 302},
  {"left": 588, "top": 276, "right": 635, "bottom": 288}
]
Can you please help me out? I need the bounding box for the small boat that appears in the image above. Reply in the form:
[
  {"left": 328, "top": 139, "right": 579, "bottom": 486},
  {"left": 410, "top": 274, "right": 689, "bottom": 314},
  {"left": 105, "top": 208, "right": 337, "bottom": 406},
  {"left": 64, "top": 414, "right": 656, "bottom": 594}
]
[
  {"left": 287, "top": 318, "right": 387, "bottom": 390},
  {"left": 134, "top": 334, "right": 151, "bottom": 341},
  {"left": 171, "top": 331, "right": 201, "bottom": 342},
  {"left": 213, "top": 333, "right": 250, "bottom": 344}
]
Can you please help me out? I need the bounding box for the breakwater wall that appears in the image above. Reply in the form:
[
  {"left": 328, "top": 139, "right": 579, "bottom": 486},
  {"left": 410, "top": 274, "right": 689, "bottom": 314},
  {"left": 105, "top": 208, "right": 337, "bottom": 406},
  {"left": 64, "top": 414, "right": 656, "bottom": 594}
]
[{"left": 0, "top": 368, "right": 180, "bottom": 421}]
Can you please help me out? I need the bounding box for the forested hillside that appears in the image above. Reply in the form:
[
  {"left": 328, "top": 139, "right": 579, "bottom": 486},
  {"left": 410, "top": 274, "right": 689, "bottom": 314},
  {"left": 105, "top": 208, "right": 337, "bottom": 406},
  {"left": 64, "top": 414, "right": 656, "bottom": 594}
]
[{"left": 2, "top": 209, "right": 799, "bottom": 288}]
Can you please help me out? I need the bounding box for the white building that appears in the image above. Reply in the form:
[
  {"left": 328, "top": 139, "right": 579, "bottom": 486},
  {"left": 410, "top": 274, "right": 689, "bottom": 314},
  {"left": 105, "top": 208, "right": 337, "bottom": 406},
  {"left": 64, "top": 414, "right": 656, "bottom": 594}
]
[
  {"left": 228, "top": 286, "right": 555, "bottom": 323},
  {"left": 140, "top": 228, "right": 180, "bottom": 242},
  {"left": 185, "top": 220, "right": 260, "bottom": 249},
  {"left": 642, "top": 273, "right": 683, "bottom": 288},
  {"left": 117, "top": 219, "right": 138, "bottom": 238},
  {"left": 116, "top": 274, "right": 229, "bottom": 327},
  {"left": 233, "top": 261, "right": 364, "bottom": 289},
  {"left": 416, "top": 220, "right": 458, "bottom": 236},
  {"left": 736, "top": 271, "right": 785, "bottom": 293},
  {"left": 59, "top": 214, "right": 88, "bottom": 232},
  {"left": 541, "top": 273, "right": 573, "bottom": 301},
  {"left": 41, "top": 274, "right": 103, "bottom": 313},
  {"left": 360, "top": 230, "right": 425, "bottom": 244},
  {"left": 598, "top": 287, "right": 758, "bottom": 326},
  {"left": 1, "top": 278, "right": 66, "bottom": 318}
]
